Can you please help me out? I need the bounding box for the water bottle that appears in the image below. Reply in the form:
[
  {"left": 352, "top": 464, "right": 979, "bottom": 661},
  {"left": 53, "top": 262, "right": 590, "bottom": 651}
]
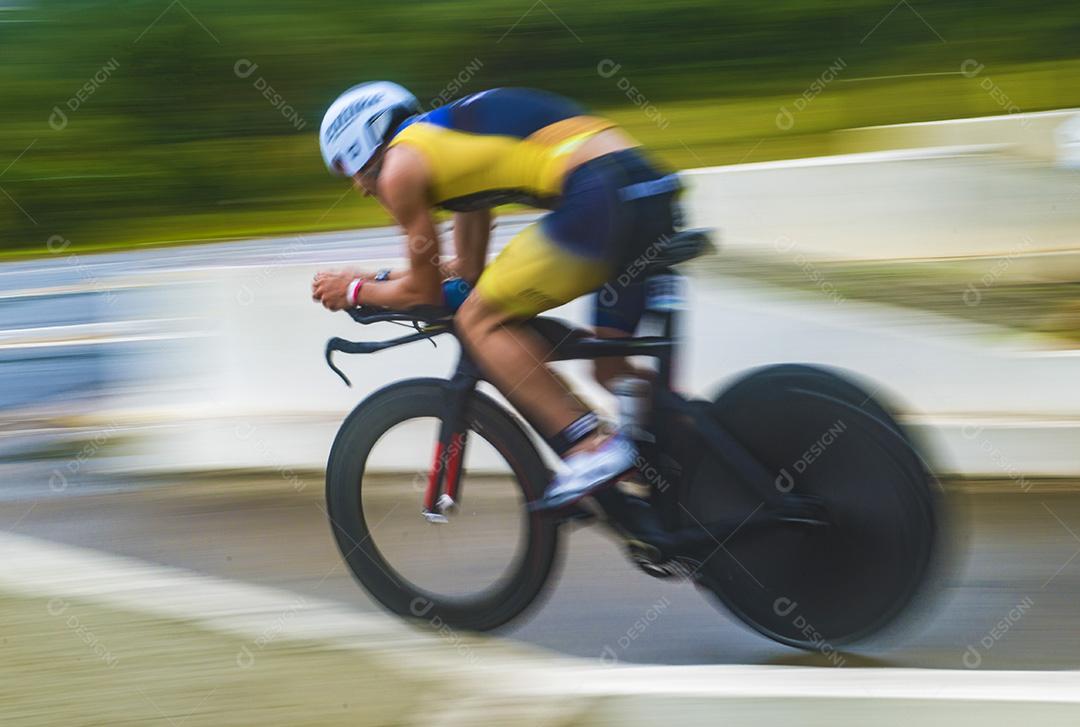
[{"left": 611, "top": 376, "right": 653, "bottom": 442}]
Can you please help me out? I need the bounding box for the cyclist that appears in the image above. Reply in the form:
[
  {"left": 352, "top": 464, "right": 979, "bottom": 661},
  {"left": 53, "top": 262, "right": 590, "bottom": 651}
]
[{"left": 311, "top": 83, "right": 682, "bottom": 510}]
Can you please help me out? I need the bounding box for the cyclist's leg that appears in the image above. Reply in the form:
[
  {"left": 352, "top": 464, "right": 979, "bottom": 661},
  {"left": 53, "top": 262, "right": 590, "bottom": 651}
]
[
  {"left": 592, "top": 277, "right": 648, "bottom": 390},
  {"left": 457, "top": 149, "right": 626, "bottom": 451},
  {"left": 591, "top": 174, "right": 681, "bottom": 389},
  {"left": 458, "top": 150, "right": 676, "bottom": 508},
  {"left": 456, "top": 222, "right": 609, "bottom": 442}
]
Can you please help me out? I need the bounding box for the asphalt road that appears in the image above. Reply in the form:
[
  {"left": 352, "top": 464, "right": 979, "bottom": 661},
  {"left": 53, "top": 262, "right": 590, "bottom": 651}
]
[{"left": 2, "top": 475, "right": 1078, "bottom": 669}]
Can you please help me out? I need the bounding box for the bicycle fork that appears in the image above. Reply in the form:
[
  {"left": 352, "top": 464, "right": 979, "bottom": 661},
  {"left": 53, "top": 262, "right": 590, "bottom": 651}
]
[{"left": 422, "top": 360, "right": 480, "bottom": 523}]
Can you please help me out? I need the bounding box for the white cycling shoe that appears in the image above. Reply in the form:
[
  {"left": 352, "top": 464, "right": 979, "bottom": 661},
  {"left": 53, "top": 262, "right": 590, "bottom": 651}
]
[{"left": 530, "top": 433, "right": 636, "bottom": 511}]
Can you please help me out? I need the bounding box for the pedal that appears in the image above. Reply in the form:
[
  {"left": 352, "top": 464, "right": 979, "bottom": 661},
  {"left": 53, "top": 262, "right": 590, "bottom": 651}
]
[
  {"left": 651, "top": 557, "right": 702, "bottom": 580},
  {"left": 626, "top": 538, "right": 662, "bottom": 564},
  {"left": 628, "top": 542, "right": 701, "bottom": 580},
  {"left": 435, "top": 493, "right": 456, "bottom": 514},
  {"left": 422, "top": 510, "right": 448, "bottom": 524},
  {"left": 420, "top": 494, "right": 457, "bottom": 525}
]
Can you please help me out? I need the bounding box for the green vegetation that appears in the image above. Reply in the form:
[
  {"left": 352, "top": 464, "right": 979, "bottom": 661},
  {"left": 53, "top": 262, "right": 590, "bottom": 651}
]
[
  {"left": 1, "top": 1, "right": 1079, "bottom": 255},
  {"left": 0, "top": 592, "right": 428, "bottom": 725}
]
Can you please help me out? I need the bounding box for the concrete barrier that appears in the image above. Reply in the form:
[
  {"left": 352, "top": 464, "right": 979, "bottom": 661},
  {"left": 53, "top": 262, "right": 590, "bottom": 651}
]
[
  {"left": 91, "top": 257, "right": 1080, "bottom": 478},
  {"left": 681, "top": 109, "right": 1080, "bottom": 263},
  {"left": 835, "top": 109, "right": 1080, "bottom": 164},
  {"left": 681, "top": 145, "right": 1080, "bottom": 262}
]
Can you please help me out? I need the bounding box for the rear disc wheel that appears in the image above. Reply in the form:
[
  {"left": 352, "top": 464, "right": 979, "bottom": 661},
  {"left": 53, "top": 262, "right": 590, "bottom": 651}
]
[{"left": 686, "top": 365, "right": 937, "bottom": 648}]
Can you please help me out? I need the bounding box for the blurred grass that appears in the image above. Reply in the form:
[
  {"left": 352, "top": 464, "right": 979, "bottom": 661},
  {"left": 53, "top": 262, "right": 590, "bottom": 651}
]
[
  {"left": 700, "top": 251, "right": 1080, "bottom": 346},
  {"left": 4, "top": 58, "right": 1079, "bottom": 260},
  {"left": 1, "top": 1, "right": 1079, "bottom": 256},
  {"left": 0, "top": 592, "right": 423, "bottom": 725}
]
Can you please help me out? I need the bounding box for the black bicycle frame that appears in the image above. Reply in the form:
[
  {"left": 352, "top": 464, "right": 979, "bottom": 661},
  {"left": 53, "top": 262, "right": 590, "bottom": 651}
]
[{"left": 324, "top": 275, "right": 790, "bottom": 519}]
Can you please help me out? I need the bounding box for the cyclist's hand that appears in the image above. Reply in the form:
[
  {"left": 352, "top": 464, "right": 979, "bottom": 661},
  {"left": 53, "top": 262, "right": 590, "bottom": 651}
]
[{"left": 312, "top": 270, "right": 360, "bottom": 311}]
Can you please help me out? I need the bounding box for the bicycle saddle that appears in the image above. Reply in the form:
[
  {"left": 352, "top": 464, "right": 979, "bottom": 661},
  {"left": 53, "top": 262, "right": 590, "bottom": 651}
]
[{"left": 642, "top": 228, "right": 716, "bottom": 272}]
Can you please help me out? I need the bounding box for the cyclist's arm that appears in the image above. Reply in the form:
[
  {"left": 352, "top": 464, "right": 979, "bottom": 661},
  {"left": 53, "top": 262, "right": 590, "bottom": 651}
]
[
  {"left": 339, "top": 267, "right": 406, "bottom": 281},
  {"left": 372, "top": 209, "right": 490, "bottom": 283},
  {"left": 358, "top": 154, "right": 443, "bottom": 309},
  {"left": 449, "top": 209, "right": 492, "bottom": 284}
]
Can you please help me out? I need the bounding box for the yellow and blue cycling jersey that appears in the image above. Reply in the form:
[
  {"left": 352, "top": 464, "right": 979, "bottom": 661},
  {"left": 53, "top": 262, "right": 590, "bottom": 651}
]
[
  {"left": 389, "top": 88, "right": 682, "bottom": 330},
  {"left": 388, "top": 88, "right": 617, "bottom": 213}
]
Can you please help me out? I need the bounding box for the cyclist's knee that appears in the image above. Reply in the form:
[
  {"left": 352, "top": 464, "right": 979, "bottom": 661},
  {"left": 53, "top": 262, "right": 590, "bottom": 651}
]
[
  {"left": 455, "top": 294, "right": 482, "bottom": 337},
  {"left": 456, "top": 293, "right": 506, "bottom": 343}
]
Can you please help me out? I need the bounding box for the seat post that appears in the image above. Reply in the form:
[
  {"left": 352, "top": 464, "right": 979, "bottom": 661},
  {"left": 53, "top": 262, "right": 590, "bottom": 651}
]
[{"left": 645, "top": 269, "right": 684, "bottom": 389}]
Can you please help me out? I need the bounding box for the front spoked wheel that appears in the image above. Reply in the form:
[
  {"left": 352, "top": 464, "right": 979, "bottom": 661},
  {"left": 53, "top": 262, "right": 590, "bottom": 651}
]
[
  {"left": 685, "top": 364, "right": 937, "bottom": 649},
  {"left": 325, "top": 379, "right": 559, "bottom": 632}
]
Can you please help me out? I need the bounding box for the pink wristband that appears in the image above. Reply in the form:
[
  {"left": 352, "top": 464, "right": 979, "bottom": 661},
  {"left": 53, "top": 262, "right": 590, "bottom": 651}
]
[{"left": 347, "top": 278, "right": 365, "bottom": 307}]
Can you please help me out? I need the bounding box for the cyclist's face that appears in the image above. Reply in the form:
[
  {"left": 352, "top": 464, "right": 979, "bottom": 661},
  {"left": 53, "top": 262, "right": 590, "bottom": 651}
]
[
  {"left": 352, "top": 152, "right": 384, "bottom": 197},
  {"left": 352, "top": 168, "right": 378, "bottom": 197}
]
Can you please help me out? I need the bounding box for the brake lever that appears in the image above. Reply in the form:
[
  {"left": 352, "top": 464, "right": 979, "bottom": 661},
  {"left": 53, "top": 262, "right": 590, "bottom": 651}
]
[
  {"left": 413, "top": 319, "right": 438, "bottom": 347},
  {"left": 324, "top": 338, "right": 352, "bottom": 387}
]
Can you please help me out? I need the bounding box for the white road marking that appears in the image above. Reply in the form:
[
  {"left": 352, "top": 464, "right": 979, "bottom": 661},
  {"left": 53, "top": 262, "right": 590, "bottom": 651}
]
[{"left": 0, "top": 529, "right": 1079, "bottom": 708}]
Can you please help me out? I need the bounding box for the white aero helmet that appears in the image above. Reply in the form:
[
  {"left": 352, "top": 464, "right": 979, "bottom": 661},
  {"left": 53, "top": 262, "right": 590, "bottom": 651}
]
[{"left": 320, "top": 81, "right": 421, "bottom": 176}]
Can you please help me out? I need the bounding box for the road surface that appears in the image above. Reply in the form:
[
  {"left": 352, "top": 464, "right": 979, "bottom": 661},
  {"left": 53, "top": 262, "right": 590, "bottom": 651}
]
[{"left": 1, "top": 473, "right": 1076, "bottom": 669}]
